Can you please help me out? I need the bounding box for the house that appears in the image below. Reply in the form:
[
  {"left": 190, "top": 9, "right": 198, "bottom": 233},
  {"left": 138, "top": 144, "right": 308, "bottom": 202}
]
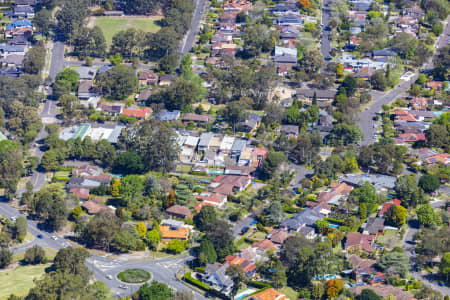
[
  {"left": 220, "top": 11, "right": 238, "bottom": 23},
  {"left": 345, "top": 232, "right": 375, "bottom": 252},
  {"left": 280, "top": 208, "right": 324, "bottom": 232},
  {"left": 0, "top": 44, "right": 28, "bottom": 56},
  {"left": 6, "top": 19, "right": 32, "bottom": 31},
  {"left": 280, "top": 125, "right": 299, "bottom": 138},
  {"left": 166, "top": 205, "right": 192, "bottom": 219},
  {"left": 78, "top": 80, "right": 100, "bottom": 100},
  {"left": 59, "top": 123, "right": 125, "bottom": 144},
  {"left": 0, "top": 54, "right": 24, "bottom": 67},
  {"left": 82, "top": 200, "right": 111, "bottom": 215},
  {"left": 159, "top": 224, "right": 190, "bottom": 241},
  {"left": 231, "top": 139, "right": 246, "bottom": 158},
  {"left": 396, "top": 133, "right": 426, "bottom": 143},
  {"left": 409, "top": 97, "right": 429, "bottom": 110},
  {"left": 424, "top": 153, "right": 450, "bottom": 165},
  {"left": 340, "top": 174, "right": 396, "bottom": 191},
  {"left": 244, "top": 288, "right": 289, "bottom": 300},
  {"left": 0, "top": 68, "right": 22, "bottom": 78},
  {"left": 379, "top": 199, "right": 401, "bottom": 216},
  {"left": 97, "top": 65, "right": 113, "bottom": 75},
  {"left": 371, "top": 49, "right": 395, "bottom": 60},
  {"left": 272, "top": 3, "right": 298, "bottom": 15},
  {"left": 402, "top": 5, "right": 425, "bottom": 19},
  {"left": 280, "top": 27, "right": 299, "bottom": 39},
  {"left": 350, "top": 285, "right": 414, "bottom": 300},
  {"left": 221, "top": 0, "right": 252, "bottom": 12},
  {"left": 220, "top": 136, "right": 235, "bottom": 155},
  {"left": 14, "top": 0, "right": 37, "bottom": 6},
  {"left": 298, "top": 225, "right": 317, "bottom": 240},
  {"left": 97, "top": 102, "right": 124, "bottom": 115},
  {"left": 210, "top": 175, "right": 252, "bottom": 196},
  {"left": 14, "top": 6, "right": 35, "bottom": 18},
  {"left": 70, "top": 187, "right": 90, "bottom": 200},
  {"left": 275, "top": 46, "right": 297, "bottom": 57},
  {"left": 72, "top": 164, "right": 101, "bottom": 177},
  {"left": 103, "top": 10, "right": 124, "bottom": 16},
  {"left": 268, "top": 229, "right": 292, "bottom": 244},
  {"left": 159, "top": 74, "right": 175, "bottom": 86},
  {"left": 353, "top": 266, "right": 385, "bottom": 286},
  {"left": 409, "top": 148, "right": 439, "bottom": 162},
  {"left": 196, "top": 192, "right": 227, "bottom": 208},
  {"left": 138, "top": 70, "right": 158, "bottom": 86},
  {"left": 313, "top": 109, "right": 334, "bottom": 132},
  {"left": 67, "top": 177, "right": 101, "bottom": 190},
  {"left": 251, "top": 147, "right": 268, "bottom": 168},
  {"left": 274, "top": 15, "right": 302, "bottom": 26},
  {"left": 204, "top": 264, "right": 234, "bottom": 294},
  {"left": 136, "top": 89, "right": 152, "bottom": 103},
  {"left": 198, "top": 132, "right": 214, "bottom": 151},
  {"left": 153, "top": 109, "right": 180, "bottom": 121},
  {"left": 426, "top": 81, "right": 442, "bottom": 91},
  {"left": 252, "top": 239, "right": 278, "bottom": 254},
  {"left": 76, "top": 67, "right": 97, "bottom": 80},
  {"left": 295, "top": 89, "right": 337, "bottom": 106},
  {"left": 225, "top": 255, "right": 257, "bottom": 277},
  {"left": 182, "top": 113, "right": 212, "bottom": 124},
  {"left": 122, "top": 106, "right": 152, "bottom": 120},
  {"left": 363, "top": 217, "right": 385, "bottom": 235}
]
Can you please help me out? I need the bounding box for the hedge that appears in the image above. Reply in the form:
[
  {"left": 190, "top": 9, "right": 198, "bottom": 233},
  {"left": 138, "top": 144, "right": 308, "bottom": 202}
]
[
  {"left": 53, "top": 177, "right": 70, "bottom": 182},
  {"left": 247, "top": 280, "right": 272, "bottom": 289},
  {"left": 184, "top": 272, "right": 229, "bottom": 299},
  {"left": 195, "top": 267, "right": 206, "bottom": 273},
  {"left": 325, "top": 217, "right": 345, "bottom": 225}
]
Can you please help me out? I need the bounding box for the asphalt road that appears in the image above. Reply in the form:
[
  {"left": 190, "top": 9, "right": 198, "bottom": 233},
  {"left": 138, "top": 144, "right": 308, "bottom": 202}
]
[
  {"left": 181, "top": 0, "right": 207, "bottom": 54},
  {"left": 49, "top": 42, "right": 65, "bottom": 81},
  {"left": 320, "top": 0, "right": 332, "bottom": 58},
  {"left": 357, "top": 16, "right": 450, "bottom": 145}
]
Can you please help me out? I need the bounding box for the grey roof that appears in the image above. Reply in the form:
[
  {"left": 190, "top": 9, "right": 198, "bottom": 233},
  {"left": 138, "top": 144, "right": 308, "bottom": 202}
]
[
  {"left": 198, "top": 132, "right": 214, "bottom": 148},
  {"left": 281, "top": 208, "right": 324, "bottom": 231},
  {"left": 281, "top": 125, "right": 299, "bottom": 135},
  {"left": 0, "top": 44, "right": 26, "bottom": 53},
  {"left": 97, "top": 65, "right": 113, "bottom": 74},
  {"left": 372, "top": 49, "right": 395, "bottom": 57},
  {"left": 299, "top": 225, "right": 315, "bottom": 236},
  {"left": 274, "top": 55, "right": 297, "bottom": 63},
  {"left": 106, "top": 125, "right": 124, "bottom": 144},
  {"left": 340, "top": 174, "right": 396, "bottom": 190},
  {"left": 154, "top": 110, "right": 181, "bottom": 121},
  {"left": 206, "top": 264, "right": 233, "bottom": 289},
  {"left": 231, "top": 139, "right": 246, "bottom": 152},
  {"left": 364, "top": 217, "right": 385, "bottom": 235},
  {"left": 14, "top": 6, "right": 34, "bottom": 14},
  {"left": 296, "top": 89, "right": 337, "bottom": 99},
  {"left": 0, "top": 54, "right": 24, "bottom": 65},
  {"left": 76, "top": 67, "right": 97, "bottom": 80},
  {"left": 14, "top": 0, "right": 37, "bottom": 5}
]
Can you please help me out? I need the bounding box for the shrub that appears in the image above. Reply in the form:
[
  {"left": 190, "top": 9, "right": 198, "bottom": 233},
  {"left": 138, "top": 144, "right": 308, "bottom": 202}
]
[
  {"left": 195, "top": 267, "right": 206, "bottom": 273},
  {"left": 117, "top": 269, "right": 151, "bottom": 283},
  {"left": 248, "top": 280, "right": 272, "bottom": 288},
  {"left": 184, "top": 272, "right": 211, "bottom": 290}
]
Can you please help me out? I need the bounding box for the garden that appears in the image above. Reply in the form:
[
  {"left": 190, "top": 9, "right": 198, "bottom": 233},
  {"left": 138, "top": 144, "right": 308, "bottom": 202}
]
[{"left": 117, "top": 268, "right": 151, "bottom": 284}]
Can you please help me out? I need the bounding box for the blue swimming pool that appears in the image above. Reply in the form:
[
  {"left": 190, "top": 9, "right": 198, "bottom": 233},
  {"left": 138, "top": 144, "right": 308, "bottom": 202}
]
[{"left": 328, "top": 223, "right": 340, "bottom": 229}]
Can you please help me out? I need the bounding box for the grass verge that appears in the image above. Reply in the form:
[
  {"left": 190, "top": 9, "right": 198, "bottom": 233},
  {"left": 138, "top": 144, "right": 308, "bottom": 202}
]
[
  {"left": 117, "top": 268, "right": 151, "bottom": 283},
  {"left": 0, "top": 264, "right": 49, "bottom": 299}
]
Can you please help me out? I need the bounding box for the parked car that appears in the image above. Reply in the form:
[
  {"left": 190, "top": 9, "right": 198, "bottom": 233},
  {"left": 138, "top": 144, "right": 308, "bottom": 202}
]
[
  {"left": 106, "top": 275, "right": 113, "bottom": 280},
  {"left": 51, "top": 235, "right": 58, "bottom": 240},
  {"left": 37, "top": 234, "right": 43, "bottom": 239},
  {"left": 241, "top": 226, "right": 250, "bottom": 234},
  {"left": 119, "top": 284, "right": 128, "bottom": 290}
]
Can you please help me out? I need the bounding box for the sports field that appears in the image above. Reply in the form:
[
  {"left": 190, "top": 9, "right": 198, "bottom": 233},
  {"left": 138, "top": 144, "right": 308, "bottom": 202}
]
[
  {"left": 88, "top": 16, "right": 162, "bottom": 47},
  {"left": 0, "top": 264, "right": 49, "bottom": 299}
]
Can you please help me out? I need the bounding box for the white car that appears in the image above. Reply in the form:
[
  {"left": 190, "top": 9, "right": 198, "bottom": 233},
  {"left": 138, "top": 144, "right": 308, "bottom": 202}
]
[
  {"left": 10, "top": 216, "right": 17, "bottom": 221},
  {"left": 106, "top": 275, "right": 113, "bottom": 280},
  {"left": 119, "top": 284, "right": 128, "bottom": 290},
  {"left": 51, "top": 235, "right": 58, "bottom": 240}
]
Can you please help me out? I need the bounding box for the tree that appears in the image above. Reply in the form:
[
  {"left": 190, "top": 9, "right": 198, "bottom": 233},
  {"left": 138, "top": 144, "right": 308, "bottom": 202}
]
[
  {"left": 119, "top": 121, "right": 180, "bottom": 173},
  {"left": 23, "top": 45, "right": 46, "bottom": 74},
  {"left": 82, "top": 212, "right": 121, "bottom": 251},
  {"left": 164, "top": 189, "right": 177, "bottom": 209},
  {"left": 96, "top": 65, "right": 138, "bottom": 100},
  {"left": 440, "top": 252, "right": 450, "bottom": 282},
  {"left": 146, "top": 228, "right": 161, "bottom": 250},
  {"left": 72, "top": 26, "right": 107, "bottom": 57},
  {"left": 119, "top": 174, "right": 144, "bottom": 207},
  {"left": 199, "top": 239, "right": 217, "bottom": 265},
  {"left": 242, "top": 24, "right": 274, "bottom": 57},
  {"left": 359, "top": 202, "right": 367, "bottom": 219},
  {"left": 419, "top": 174, "right": 440, "bottom": 193},
  {"left": 264, "top": 201, "right": 283, "bottom": 225},
  {"left": 358, "top": 289, "right": 382, "bottom": 300},
  {"left": 328, "top": 123, "right": 363, "bottom": 146},
  {"left": 33, "top": 183, "right": 68, "bottom": 231},
  {"left": 124, "top": 0, "right": 160, "bottom": 15},
  {"left": 52, "top": 79, "right": 72, "bottom": 100},
  {"left": 167, "top": 239, "right": 185, "bottom": 254},
  {"left": 385, "top": 205, "right": 407, "bottom": 227},
  {"left": 370, "top": 70, "right": 388, "bottom": 91},
  {"left": 311, "top": 283, "right": 324, "bottom": 300},
  {"left": 194, "top": 205, "right": 217, "bottom": 231},
  {"left": 25, "top": 271, "right": 88, "bottom": 299},
  {"left": 136, "top": 222, "right": 147, "bottom": 238},
  {"left": 299, "top": 0, "right": 312, "bottom": 9},
  {"left": 205, "top": 220, "right": 235, "bottom": 260},
  {"left": 260, "top": 152, "right": 287, "bottom": 180},
  {"left": 114, "top": 229, "right": 139, "bottom": 252},
  {"left": 342, "top": 75, "right": 357, "bottom": 96},
  {"left": 34, "top": 8, "right": 52, "bottom": 36},
  {"left": 111, "top": 179, "right": 120, "bottom": 197},
  {"left": 56, "top": 0, "right": 89, "bottom": 41},
  {"left": 113, "top": 152, "right": 145, "bottom": 175},
  {"left": 41, "top": 149, "right": 61, "bottom": 171},
  {"left": 315, "top": 219, "right": 329, "bottom": 235},
  {"left": 0, "top": 248, "right": 12, "bottom": 268},
  {"left": 394, "top": 175, "right": 424, "bottom": 208},
  {"left": 53, "top": 247, "right": 90, "bottom": 282},
  {"left": 15, "top": 217, "right": 27, "bottom": 240},
  {"left": 417, "top": 203, "right": 440, "bottom": 227},
  {"left": 221, "top": 101, "right": 248, "bottom": 132},
  {"left": 87, "top": 281, "right": 111, "bottom": 300},
  {"left": 24, "top": 245, "right": 47, "bottom": 264},
  {"left": 326, "top": 279, "right": 344, "bottom": 297},
  {"left": 137, "top": 281, "right": 173, "bottom": 300},
  {"left": 226, "top": 264, "right": 247, "bottom": 297},
  {"left": 59, "top": 94, "right": 79, "bottom": 121},
  {"left": 377, "top": 250, "right": 409, "bottom": 276},
  {"left": 299, "top": 49, "right": 325, "bottom": 75}
]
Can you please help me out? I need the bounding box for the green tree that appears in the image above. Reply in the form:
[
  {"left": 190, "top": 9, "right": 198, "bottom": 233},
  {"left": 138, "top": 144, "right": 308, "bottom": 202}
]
[
  {"left": 56, "top": 0, "right": 89, "bottom": 41},
  {"left": 358, "top": 289, "right": 382, "bottom": 300},
  {"left": 315, "top": 219, "right": 329, "bottom": 235},
  {"left": 194, "top": 205, "right": 217, "bottom": 231},
  {"left": 417, "top": 203, "right": 440, "bottom": 227},
  {"left": 418, "top": 174, "right": 440, "bottom": 193},
  {"left": 146, "top": 228, "right": 161, "bottom": 250},
  {"left": 226, "top": 264, "right": 247, "bottom": 297},
  {"left": 53, "top": 247, "right": 90, "bottom": 282},
  {"left": 41, "top": 149, "right": 61, "bottom": 171},
  {"left": 136, "top": 222, "right": 147, "bottom": 238},
  {"left": 385, "top": 205, "right": 407, "bottom": 227},
  {"left": 378, "top": 250, "right": 409, "bottom": 276},
  {"left": 23, "top": 45, "right": 46, "bottom": 74},
  {"left": 394, "top": 175, "right": 424, "bottom": 208},
  {"left": 0, "top": 248, "right": 12, "bottom": 268},
  {"left": 199, "top": 239, "right": 217, "bottom": 265},
  {"left": 114, "top": 229, "right": 139, "bottom": 252},
  {"left": 96, "top": 65, "right": 138, "bottom": 100},
  {"left": 24, "top": 245, "right": 47, "bottom": 265},
  {"left": 260, "top": 152, "right": 287, "bottom": 180},
  {"left": 113, "top": 152, "right": 145, "bottom": 175},
  {"left": 167, "top": 239, "right": 185, "bottom": 254},
  {"left": 137, "top": 281, "right": 173, "bottom": 300},
  {"left": 119, "top": 174, "right": 144, "bottom": 207},
  {"left": 52, "top": 79, "right": 72, "bottom": 100},
  {"left": 34, "top": 8, "right": 52, "bottom": 36},
  {"left": 440, "top": 252, "right": 450, "bottom": 282},
  {"left": 15, "top": 217, "right": 27, "bottom": 240},
  {"left": 205, "top": 220, "right": 235, "bottom": 260},
  {"left": 370, "top": 69, "right": 388, "bottom": 91},
  {"left": 300, "top": 49, "right": 325, "bottom": 75}
]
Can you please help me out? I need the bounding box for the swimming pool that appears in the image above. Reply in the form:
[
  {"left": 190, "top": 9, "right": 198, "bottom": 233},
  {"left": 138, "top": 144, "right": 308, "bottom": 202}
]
[
  {"left": 235, "top": 289, "right": 257, "bottom": 300},
  {"left": 328, "top": 223, "right": 340, "bottom": 229}
]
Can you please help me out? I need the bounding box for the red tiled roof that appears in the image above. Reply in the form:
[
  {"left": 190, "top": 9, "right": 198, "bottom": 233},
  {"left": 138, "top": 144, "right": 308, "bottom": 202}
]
[
  {"left": 346, "top": 232, "right": 375, "bottom": 252},
  {"left": 122, "top": 107, "right": 152, "bottom": 119},
  {"left": 397, "top": 133, "right": 426, "bottom": 142},
  {"left": 253, "top": 239, "right": 278, "bottom": 252},
  {"left": 70, "top": 188, "right": 89, "bottom": 200},
  {"left": 166, "top": 205, "right": 192, "bottom": 219},
  {"left": 379, "top": 199, "right": 401, "bottom": 216}
]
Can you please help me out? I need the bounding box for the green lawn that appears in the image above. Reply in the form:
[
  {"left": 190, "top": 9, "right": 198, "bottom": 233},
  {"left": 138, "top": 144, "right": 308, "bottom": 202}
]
[
  {"left": 0, "top": 264, "right": 50, "bottom": 299},
  {"left": 89, "top": 16, "right": 162, "bottom": 47},
  {"left": 376, "top": 229, "right": 401, "bottom": 250},
  {"left": 280, "top": 286, "right": 298, "bottom": 300},
  {"left": 118, "top": 268, "right": 151, "bottom": 283}
]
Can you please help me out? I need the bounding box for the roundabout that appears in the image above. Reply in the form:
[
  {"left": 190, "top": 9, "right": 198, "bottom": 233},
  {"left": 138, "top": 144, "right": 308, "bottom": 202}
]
[{"left": 117, "top": 268, "right": 152, "bottom": 284}]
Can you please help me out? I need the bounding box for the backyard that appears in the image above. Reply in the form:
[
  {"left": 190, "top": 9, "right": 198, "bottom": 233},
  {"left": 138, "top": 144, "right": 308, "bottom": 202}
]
[{"left": 87, "top": 16, "right": 162, "bottom": 47}]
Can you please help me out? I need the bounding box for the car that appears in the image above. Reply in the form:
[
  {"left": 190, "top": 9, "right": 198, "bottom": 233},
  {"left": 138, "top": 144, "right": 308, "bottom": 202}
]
[
  {"left": 51, "top": 235, "right": 57, "bottom": 240},
  {"left": 249, "top": 220, "right": 258, "bottom": 226},
  {"left": 438, "top": 282, "right": 445, "bottom": 287},
  {"left": 10, "top": 216, "right": 16, "bottom": 221},
  {"left": 241, "top": 226, "right": 250, "bottom": 234},
  {"left": 37, "top": 234, "right": 43, "bottom": 239},
  {"left": 106, "top": 275, "right": 113, "bottom": 280},
  {"left": 373, "top": 124, "right": 377, "bottom": 128},
  {"left": 365, "top": 107, "right": 369, "bottom": 110},
  {"left": 325, "top": 55, "right": 332, "bottom": 60},
  {"left": 119, "top": 284, "right": 128, "bottom": 290}
]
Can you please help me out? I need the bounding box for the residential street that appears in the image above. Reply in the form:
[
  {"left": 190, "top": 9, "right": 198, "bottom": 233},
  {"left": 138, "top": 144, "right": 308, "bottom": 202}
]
[
  {"left": 357, "top": 16, "right": 450, "bottom": 145},
  {"left": 320, "top": 0, "right": 332, "bottom": 58},
  {"left": 181, "top": 0, "right": 207, "bottom": 54},
  {"left": 402, "top": 220, "right": 450, "bottom": 296},
  {"left": 49, "top": 42, "right": 65, "bottom": 81}
]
